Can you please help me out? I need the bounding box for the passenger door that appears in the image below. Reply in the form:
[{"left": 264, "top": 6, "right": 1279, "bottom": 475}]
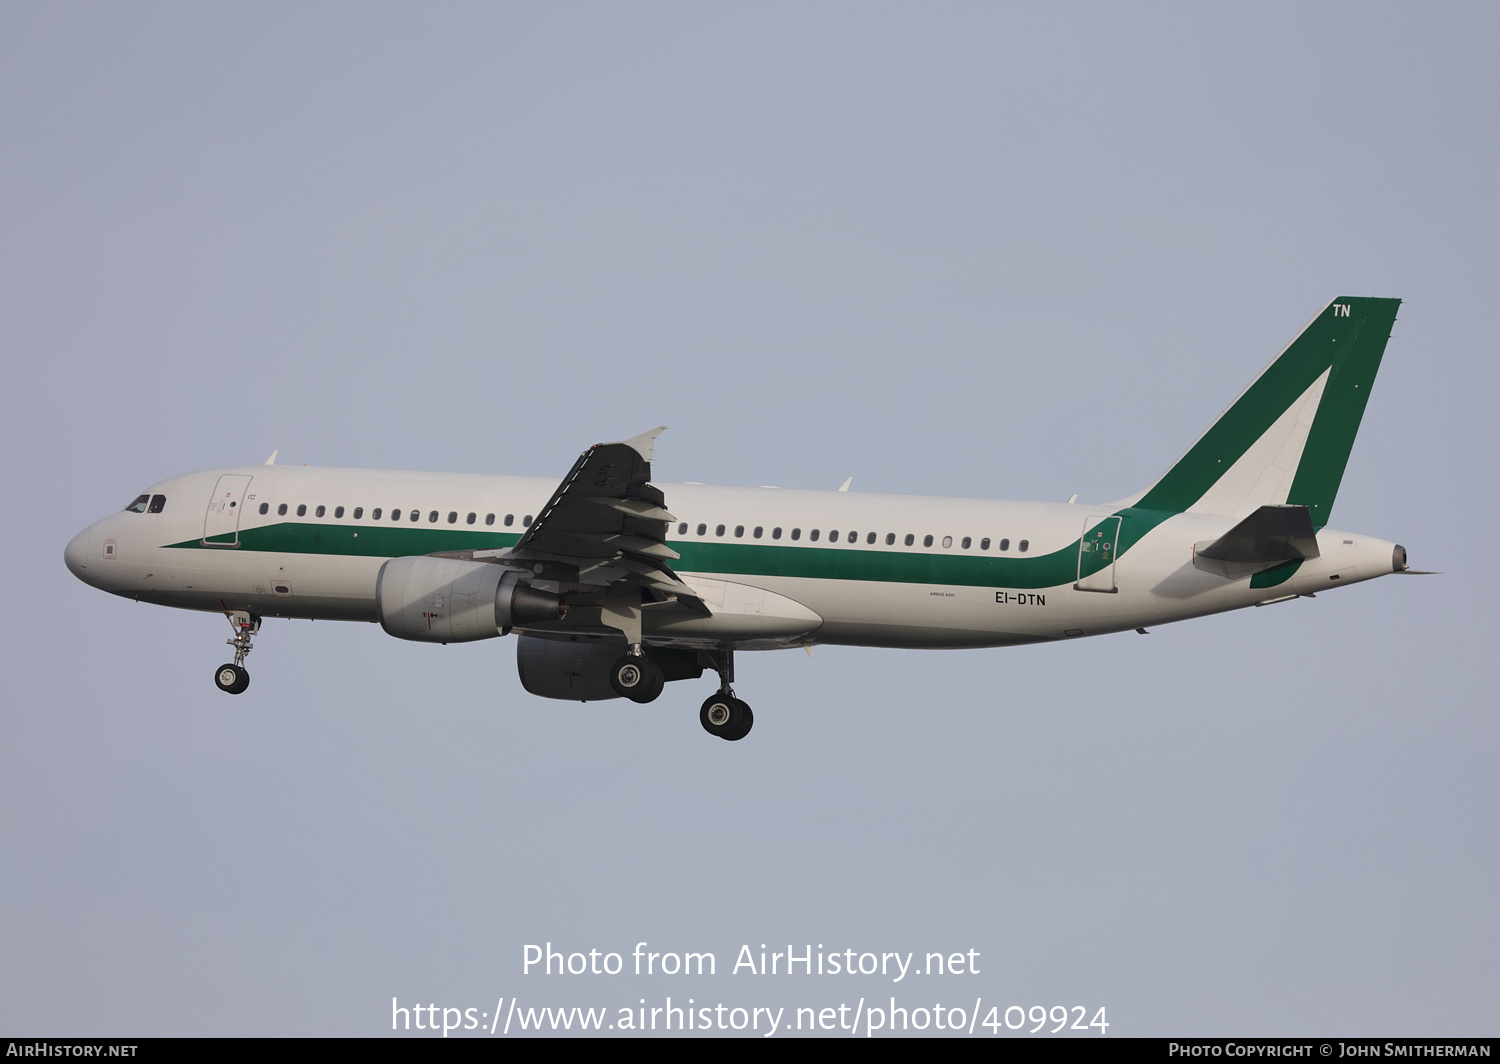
[
  {"left": 1074, "top": 515, "right": 1121, "bottom": 593},
  {"left": 203, "top": 475, "right": 253, "bottom": 547}
]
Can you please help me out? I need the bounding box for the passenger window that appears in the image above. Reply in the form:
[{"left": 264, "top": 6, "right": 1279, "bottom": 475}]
[
  {"left": 1019, "top": 539, "right": 1029, "bottom": 552},
  {"left": 942, "top": 535, "right": 953, "bottom": 548},
  {"left": 523, "top": 515, "right": 533, "bottom": 526},
  {"left": 447, "top": 512, "right": 457, "bottom": 524},
  {"left": 315, "top": 505, "right": 326, "bottom": 518},
  {"left": 297, "top": 504, "right": 307, "bottom": 517},
  {"left": 715, "top": 524, "right": 725, "bottom": 537},
  {"left": 334, "top": 506, "right": 344, "bottom": 518},
  {"left": 372, "top": 508, "right": 382, "bottom": 520},
  {"left": 980, "top": 537, "right": 990, "bottom": 550},
  {"left": 485, "top": 514, "right": 495, "bottom": 526},
  {"left": 148, "top": 494, "right": 167, "bottom": 513},
  {"left": 810, "top": 529, "right": 820, "bottom": 542},
  {"left": 753, "top": 526, "right": 763, "bottom": 539},
  {"left": 678, "top": 523, "right": 688, "bottom": 535},
  {"left": 923, "top": 535, "right": 934, "bottom": 547},
  {"left": 885, "top": 533, "right": 895, "bottom": 545},
  {"left": 467, "top": 513, "right": 476, "bottom": 525},
  {"left": 259, "top": 503, "right": 269, "bottom": 515},
  {"left": 427, "top": 511, "right": 437, "bottom": 523},
  {"left": 772, "top": 527, "right": 782, "bottom": 540},
  {"left": 697, "top": 523, "right": 707, "bottom": 536},
  {"left": 866, "top": 532, "right": 876, "bottom": 544},
  {"left": 392, "top": 509, "right": 402, "bottom": 522},
  {"left": 961, "top": 537, "right": 971, "bottom": 549},
  {"left": 905, "top": 534, "right": 914, "bottom": 546},
  {"left": 791, "top": 528, "right": 801, "bottom": 541},
  {"left": 354, "top": 508, "right": 363, "bottom": 519},
  {"left": 849, "top": 531, "right": 859, "bottom": 544},
  {"left": 734, "top": 525, "right": 744, "bottom": 538},
  {"left": 124, "top": 494, "right": 150, "bottom": 513},
  {"left": 999, "top": 538, "right": 1009, "bottom": 551},
  {"left": 407, "top": 510, "right": 417, "bottom": 521},
  {"left": 504, "top": 514, "right": 514, "bottom": 526}
]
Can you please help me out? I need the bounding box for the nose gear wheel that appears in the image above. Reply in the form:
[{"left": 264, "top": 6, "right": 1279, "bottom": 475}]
[
  {"left": 214, "top": 663, "right": 249, "bottom": 694},
  {"left": 215, "top": 611, "right": 260, "bottom": 695}
]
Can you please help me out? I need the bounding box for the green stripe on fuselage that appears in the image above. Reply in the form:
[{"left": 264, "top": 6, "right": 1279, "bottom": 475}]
[
  {"left": 168, "top": 523, "right": 525, "bottom": 558},
  {"left": 165, "top": 508, "right": 1178, "bottom": 590}
]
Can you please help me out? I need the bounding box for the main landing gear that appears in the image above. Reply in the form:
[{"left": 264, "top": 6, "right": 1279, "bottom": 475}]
[
  {"left": 699, "top": 648, "right": 753, "bottom": 742},
  {"left": 610, "top": 645, "right": 753, "bottom": 739},
  {"left": 608, "top": 650, "right": 664, "bottom": 704},
  {"left": 214, "top": 610, "right": 259, "bottom": 695}
]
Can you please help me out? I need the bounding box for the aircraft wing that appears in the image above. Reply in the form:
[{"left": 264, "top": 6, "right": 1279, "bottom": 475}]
[{"left": 470, "top": 427, "right": 708, "bottom": 610}]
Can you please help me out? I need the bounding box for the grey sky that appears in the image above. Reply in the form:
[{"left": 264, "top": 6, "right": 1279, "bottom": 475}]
[{"left": 2, "top": 3, "right": 1495, "bottom": 1036}]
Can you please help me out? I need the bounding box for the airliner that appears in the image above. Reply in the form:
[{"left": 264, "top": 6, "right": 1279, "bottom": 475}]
[{"left": 64, "top": 297, "right": 1421, "bottom": 740}]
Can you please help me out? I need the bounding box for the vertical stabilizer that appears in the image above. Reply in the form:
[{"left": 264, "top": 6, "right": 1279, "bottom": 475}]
[{"left": 1129, "top": 297, "right": 1400, "bottom": 526}]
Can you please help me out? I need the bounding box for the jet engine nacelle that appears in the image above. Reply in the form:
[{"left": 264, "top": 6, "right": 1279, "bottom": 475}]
[
  {"left": 515, "top": 636, "right": 624, "bottom": 701},
  {"left": 376, "top": 556, "right": 564, "bottom": 643},
  {"left": 516, "top": 635, "right": 705, "bottom": 701}
]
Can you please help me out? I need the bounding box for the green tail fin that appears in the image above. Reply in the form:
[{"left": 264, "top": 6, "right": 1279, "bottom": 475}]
[{"left": 1133, "top": 297, "right": 1401, "bottom": 525}]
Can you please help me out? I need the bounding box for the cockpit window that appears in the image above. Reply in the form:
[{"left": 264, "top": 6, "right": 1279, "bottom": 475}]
[
  {"left": 124, "top": 494, "right": 150, "bottom": 513},
  {"left": 148, "top": 494, "right": 166, "bottom": 513}
]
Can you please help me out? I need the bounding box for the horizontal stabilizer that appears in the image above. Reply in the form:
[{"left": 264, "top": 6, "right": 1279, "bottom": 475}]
[{"left": 1197, "top": 504, "right": 1320, "bottom": 564}]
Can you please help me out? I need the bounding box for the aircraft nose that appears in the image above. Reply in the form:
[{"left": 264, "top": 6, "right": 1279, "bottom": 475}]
[{"left": 64, "top": 526, "right": 92, "bottom": 582}]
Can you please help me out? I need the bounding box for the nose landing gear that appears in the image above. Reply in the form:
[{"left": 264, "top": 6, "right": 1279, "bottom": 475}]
[
  {"left": 214, "top": 663, "right": 249, "bottom": 694},
  {"left": 214, "top": 610, "right": 259, "bottom": 695}
]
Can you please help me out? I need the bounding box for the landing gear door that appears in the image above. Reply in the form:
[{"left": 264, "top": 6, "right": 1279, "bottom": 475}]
[
  {"left": 1075, "top": 515, "right": 1121, "bottom": 593},
  {"left": 203, "top": 474, "right": 253, "bottom": 547}
]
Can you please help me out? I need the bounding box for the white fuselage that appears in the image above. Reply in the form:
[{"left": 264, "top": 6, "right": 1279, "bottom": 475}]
[{"left": 63, "top": 465, "right": 1401, "bottom": 651}]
